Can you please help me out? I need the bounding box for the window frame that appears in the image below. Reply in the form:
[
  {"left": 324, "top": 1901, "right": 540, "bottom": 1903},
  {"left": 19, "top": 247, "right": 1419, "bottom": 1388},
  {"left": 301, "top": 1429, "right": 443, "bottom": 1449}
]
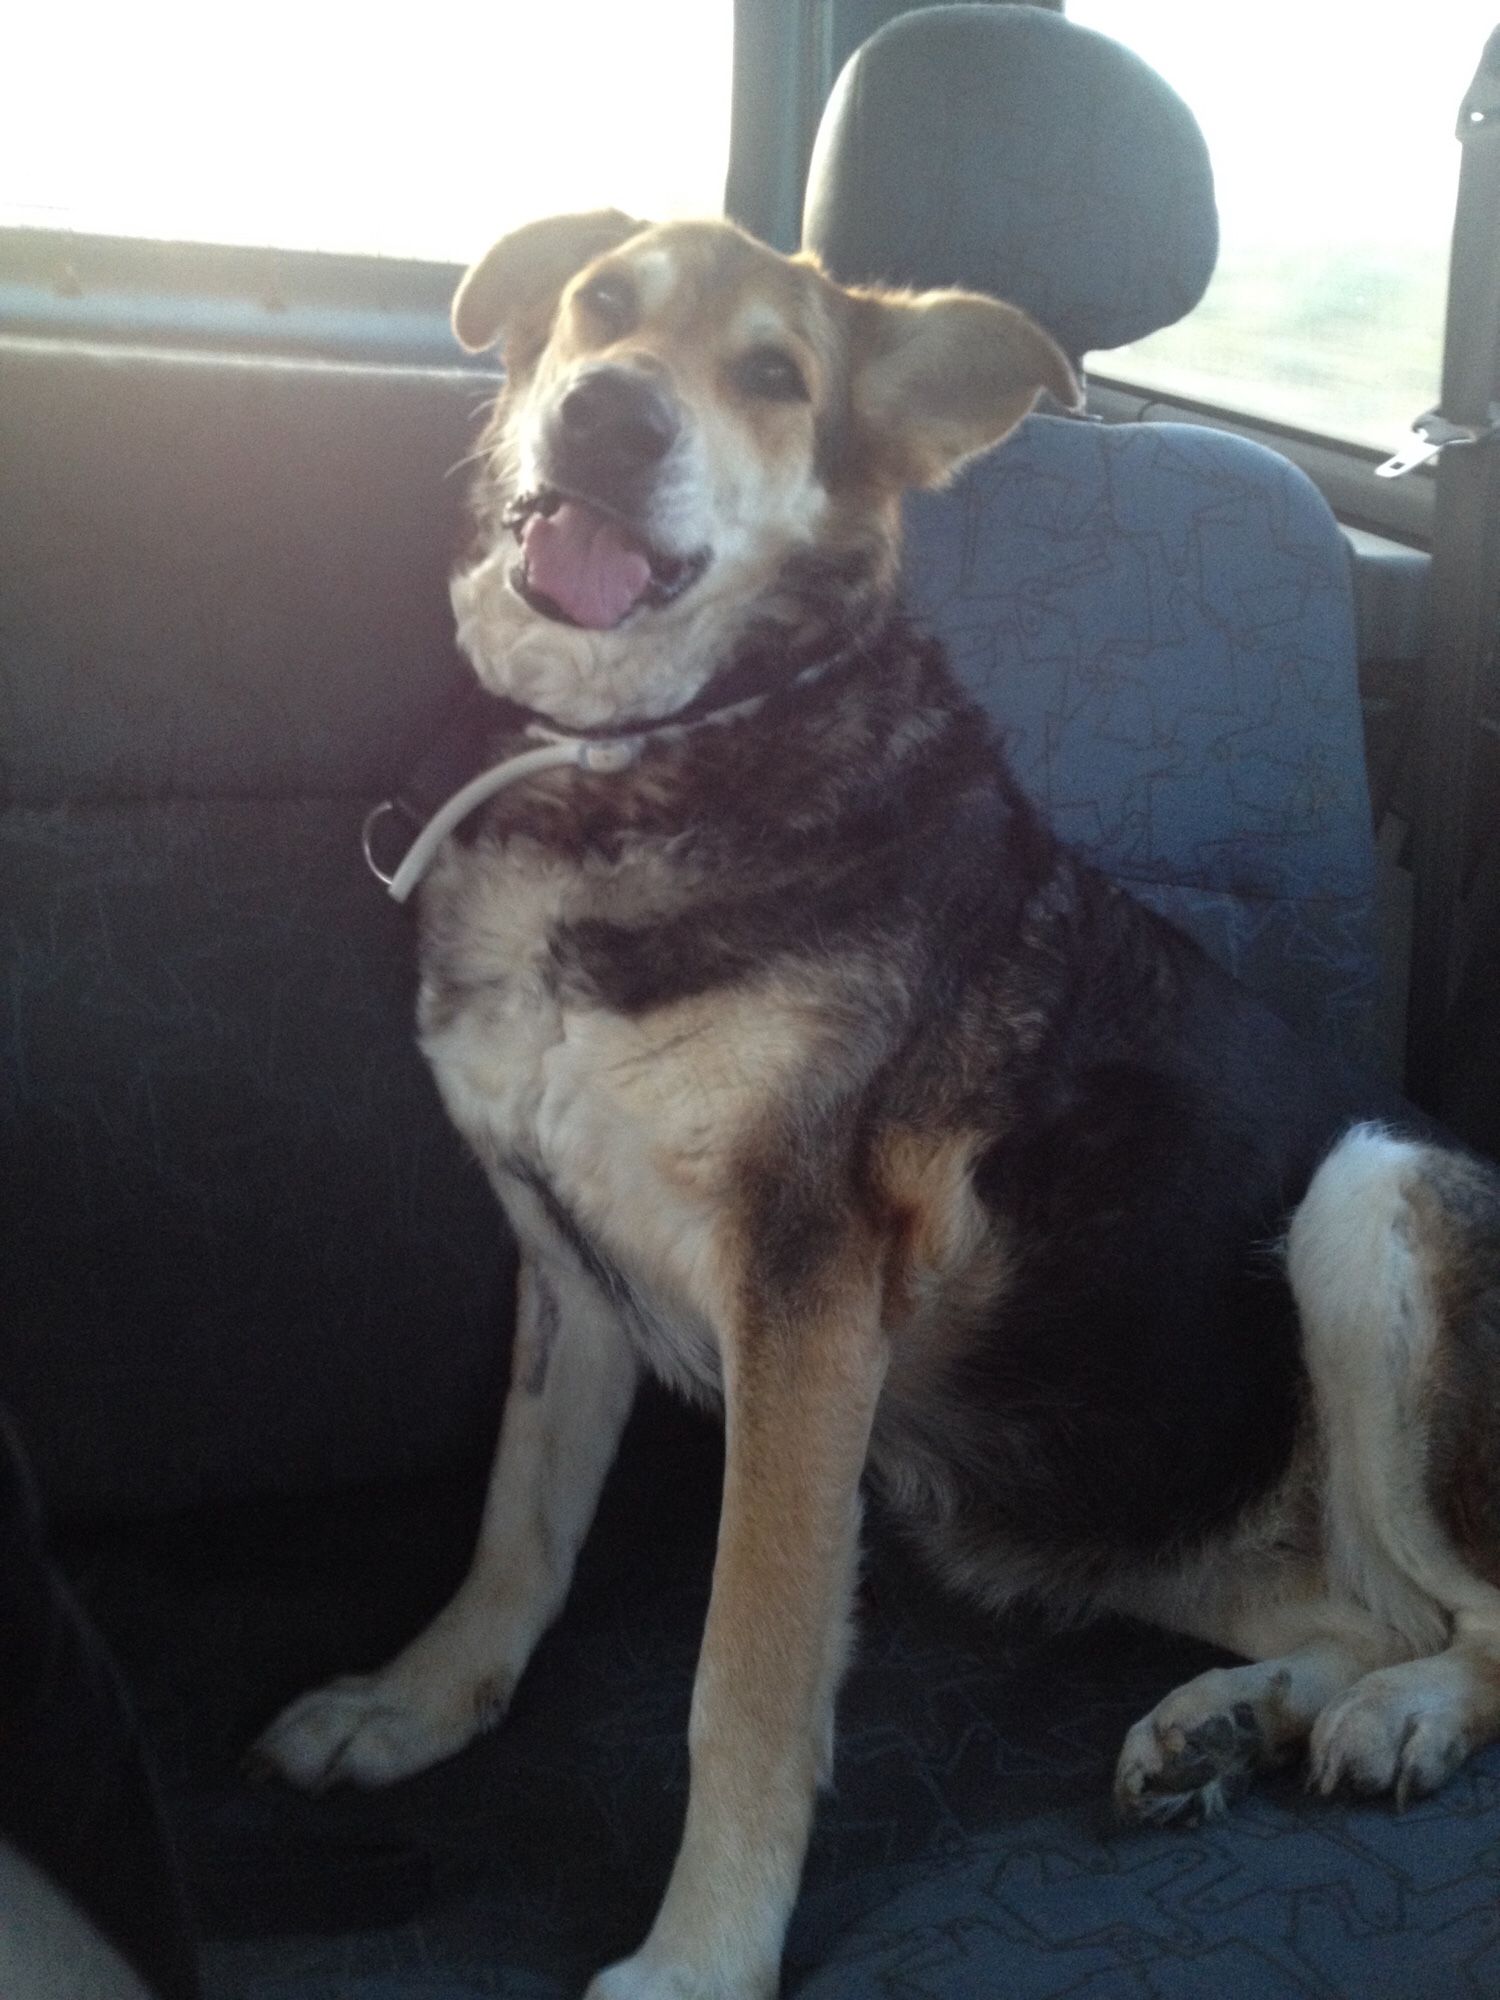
[{"left": 0, "top": 226, "right": 479, "bottom": 369}]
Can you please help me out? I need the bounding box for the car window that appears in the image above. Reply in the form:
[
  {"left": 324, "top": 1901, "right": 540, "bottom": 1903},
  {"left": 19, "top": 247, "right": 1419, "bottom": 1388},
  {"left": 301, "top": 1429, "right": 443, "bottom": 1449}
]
[
  {"left": 1067, "top": 1, "right": 1494, "bottom": 451},
  {"left": 1, "top": 1, "right": 733, "bottom": 263}
]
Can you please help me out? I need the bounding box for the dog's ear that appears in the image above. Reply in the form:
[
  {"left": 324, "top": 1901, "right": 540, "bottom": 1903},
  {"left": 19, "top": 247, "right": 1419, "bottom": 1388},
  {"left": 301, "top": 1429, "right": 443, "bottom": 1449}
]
[
  {"left": 852, "top": 289, "right": 1080, "bottom": 489},
  {"left": 452, "top": 209, "right": 648, "bottom": 358}
]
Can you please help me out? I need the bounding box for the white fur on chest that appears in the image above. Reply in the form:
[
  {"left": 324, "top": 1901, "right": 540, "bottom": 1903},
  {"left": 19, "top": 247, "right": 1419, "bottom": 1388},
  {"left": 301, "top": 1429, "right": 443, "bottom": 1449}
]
[{"left": 418, "top": 838, "right": 813, "bottom": 1399}]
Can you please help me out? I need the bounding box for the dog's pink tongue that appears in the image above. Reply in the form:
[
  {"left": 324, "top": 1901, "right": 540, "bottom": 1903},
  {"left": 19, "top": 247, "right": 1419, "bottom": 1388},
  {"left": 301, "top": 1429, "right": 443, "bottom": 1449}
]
[{"left": 522, "top": 502, "right": 653, "bottom": 629}]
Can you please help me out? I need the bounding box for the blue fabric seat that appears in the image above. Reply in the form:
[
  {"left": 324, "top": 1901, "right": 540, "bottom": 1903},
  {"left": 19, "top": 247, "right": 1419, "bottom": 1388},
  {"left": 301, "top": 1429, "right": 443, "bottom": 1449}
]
[{"left": 805, "top": 3, "right": 1379, "bottom": 1061}]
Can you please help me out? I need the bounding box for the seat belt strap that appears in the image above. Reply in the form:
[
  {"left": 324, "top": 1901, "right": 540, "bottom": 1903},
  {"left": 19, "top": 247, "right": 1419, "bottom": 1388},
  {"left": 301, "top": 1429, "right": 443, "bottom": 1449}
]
[{"left": 1392, "top": 27, "right": 1500, "bottom": 1107}]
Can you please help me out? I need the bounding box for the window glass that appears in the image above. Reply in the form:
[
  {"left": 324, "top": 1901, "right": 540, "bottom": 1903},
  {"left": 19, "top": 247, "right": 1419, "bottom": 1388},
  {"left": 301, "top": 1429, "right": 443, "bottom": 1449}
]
[
  {"left": 1067, "top": 2, "right": 1494, "bottom": 450},
  {"left": 1, "top": 2, "right": 733, "bottom": 264}
]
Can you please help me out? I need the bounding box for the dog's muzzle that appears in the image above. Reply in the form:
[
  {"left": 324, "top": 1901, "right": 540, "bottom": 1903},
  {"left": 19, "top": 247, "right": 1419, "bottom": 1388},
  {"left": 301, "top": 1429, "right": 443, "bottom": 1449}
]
[
  {"left": 506, "top": 368, "right": 707, "bottom": 631},
  {"left": 551, "top": 365, "right": 679, "bottom": 492}
]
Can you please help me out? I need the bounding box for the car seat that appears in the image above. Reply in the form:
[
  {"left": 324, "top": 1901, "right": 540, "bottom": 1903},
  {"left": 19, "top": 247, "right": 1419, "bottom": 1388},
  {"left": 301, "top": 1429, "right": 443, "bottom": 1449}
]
[{"left": 804, "top": 2, "right": 1381, "bottom": 1063}]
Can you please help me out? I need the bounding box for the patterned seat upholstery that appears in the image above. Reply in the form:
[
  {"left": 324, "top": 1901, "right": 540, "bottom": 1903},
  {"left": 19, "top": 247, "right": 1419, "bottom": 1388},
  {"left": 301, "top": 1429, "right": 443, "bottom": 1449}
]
[
  {"left": 805, "top": 3, "right": 1379, "bottom": 1060},
  {"left": 905, "top": 420, "right": 1377, "bottom": 1057}
]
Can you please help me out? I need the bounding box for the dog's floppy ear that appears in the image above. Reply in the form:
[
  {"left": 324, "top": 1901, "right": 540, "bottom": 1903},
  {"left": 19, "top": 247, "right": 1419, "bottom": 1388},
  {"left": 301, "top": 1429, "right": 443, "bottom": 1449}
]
[
  {"left": 452, "top": 209, "right": 648, "bottom": 358},
  {"left": 853, "top": 289, "right": 1080, "bottom": 489}
]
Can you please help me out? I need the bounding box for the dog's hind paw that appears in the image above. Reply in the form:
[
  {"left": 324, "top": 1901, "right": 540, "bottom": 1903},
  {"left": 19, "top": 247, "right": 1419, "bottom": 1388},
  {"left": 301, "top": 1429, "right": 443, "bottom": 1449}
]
[
  {"left": 249, "top": 1668, "right": 510, "bottom": 1792},
  {"left": 1115, "top": 1686, "right": 1267, "bottom": 1826}
]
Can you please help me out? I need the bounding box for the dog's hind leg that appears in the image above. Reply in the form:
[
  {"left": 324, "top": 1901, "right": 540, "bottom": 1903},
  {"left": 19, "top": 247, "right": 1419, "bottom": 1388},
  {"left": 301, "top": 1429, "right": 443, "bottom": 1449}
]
[
  {"left": 252, "top": 1246, "right": 640, "bottom": 1790},
  {"left": 1289, "top": 1126, "right": 1500, "bottom": 1803},
  {"left": 1119, "top": 1125, "right": 1500, "bottom": 1820}
]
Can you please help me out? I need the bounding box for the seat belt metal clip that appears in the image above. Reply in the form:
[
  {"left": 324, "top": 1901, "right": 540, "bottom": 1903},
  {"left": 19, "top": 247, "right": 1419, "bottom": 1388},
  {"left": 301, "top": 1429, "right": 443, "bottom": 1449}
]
[
  {"left": 1377, "top": 406, "right": 1500, "bottom": 480},
  {"left": 1458, "top": 37, "right": 1500, "bottom": 138}
]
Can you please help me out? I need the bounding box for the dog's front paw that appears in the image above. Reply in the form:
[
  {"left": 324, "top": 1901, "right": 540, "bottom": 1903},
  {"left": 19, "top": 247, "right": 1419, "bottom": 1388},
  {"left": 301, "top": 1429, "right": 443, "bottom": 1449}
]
[
  {"left": 584, "top": 1954, "right": 776, "bottom": 2000},
  {"left": 1308, "top": 1664, "right": 1471, "bottom": 1807},
  {"left": 249, "top": 1669, "right": 507, "bottom": 1792}
]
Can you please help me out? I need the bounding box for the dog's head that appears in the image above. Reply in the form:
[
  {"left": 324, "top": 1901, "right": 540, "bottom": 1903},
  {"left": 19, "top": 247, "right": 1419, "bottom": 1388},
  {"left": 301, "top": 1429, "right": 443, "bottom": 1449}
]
[{"left": 449, "top": 213, "right": 1077, "bottom": 730}]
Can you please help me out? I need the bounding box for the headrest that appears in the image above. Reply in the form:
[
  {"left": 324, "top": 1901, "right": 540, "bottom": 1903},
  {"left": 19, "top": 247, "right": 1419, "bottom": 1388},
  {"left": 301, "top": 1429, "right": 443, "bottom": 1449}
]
[{"left": 802, "top": 4, "right": 1218, "bottom": 365}]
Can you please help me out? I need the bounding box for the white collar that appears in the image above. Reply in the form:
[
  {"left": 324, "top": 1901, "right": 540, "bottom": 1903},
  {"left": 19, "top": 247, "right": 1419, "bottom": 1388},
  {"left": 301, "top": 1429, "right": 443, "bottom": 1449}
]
[
  {"left": 362, "top": 687, "right": 777, "bottom": 905},
  {"left": 361, "top": 643, "right": 858, "bottom": 905}
]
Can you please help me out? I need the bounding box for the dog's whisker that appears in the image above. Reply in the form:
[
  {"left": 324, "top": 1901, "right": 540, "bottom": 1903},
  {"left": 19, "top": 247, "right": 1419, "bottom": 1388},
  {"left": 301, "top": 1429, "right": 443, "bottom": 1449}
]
[{"left": 444, "top": 445, "right": 493, "bottom": 482}]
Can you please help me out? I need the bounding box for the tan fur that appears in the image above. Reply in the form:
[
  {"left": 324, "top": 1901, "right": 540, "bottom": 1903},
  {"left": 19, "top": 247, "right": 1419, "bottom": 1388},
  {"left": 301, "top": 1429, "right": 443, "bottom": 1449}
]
[
  {"left": 869, "top": 1126, "right": 1005, "bottom": 1332},
  {"left": 625, "top": 1260, "right": 887, "bottom": 2000},
  {"left": 418, "top": 815, "right": 868, "bottom": 1404},
  {"left": 852, "top": 286, "right": 1079, "bottom": 488},
  {"left": 450, "top": 208, "right": 645, "bottom": 361}
]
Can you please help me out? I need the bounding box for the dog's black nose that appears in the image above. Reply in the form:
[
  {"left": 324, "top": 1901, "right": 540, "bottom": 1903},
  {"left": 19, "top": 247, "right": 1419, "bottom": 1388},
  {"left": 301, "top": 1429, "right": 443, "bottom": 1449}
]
[{"left": 557, "top": 367, "right": 678, "bottom": 471}]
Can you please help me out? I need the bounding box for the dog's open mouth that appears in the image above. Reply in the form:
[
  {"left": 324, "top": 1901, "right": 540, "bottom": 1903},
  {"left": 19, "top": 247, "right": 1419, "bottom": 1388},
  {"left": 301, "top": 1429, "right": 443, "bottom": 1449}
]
[{"left": 504, "top": 490, "right": 708, "bottom": 631}]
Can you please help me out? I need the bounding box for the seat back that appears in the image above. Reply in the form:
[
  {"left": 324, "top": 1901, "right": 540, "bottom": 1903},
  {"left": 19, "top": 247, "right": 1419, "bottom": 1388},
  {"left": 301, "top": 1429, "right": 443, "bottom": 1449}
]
[
  {"left": 0, "top": 345, "right": 509, "bottom": 1513},
  {"left": 804, "top": 3, "right": 1378, "bottom": 1059}
]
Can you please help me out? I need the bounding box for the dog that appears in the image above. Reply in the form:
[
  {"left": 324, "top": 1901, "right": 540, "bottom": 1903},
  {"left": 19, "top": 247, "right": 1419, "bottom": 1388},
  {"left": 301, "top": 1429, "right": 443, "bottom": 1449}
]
[{"left": 255, "top": 212, "right": 1500, "bottom": 2000}]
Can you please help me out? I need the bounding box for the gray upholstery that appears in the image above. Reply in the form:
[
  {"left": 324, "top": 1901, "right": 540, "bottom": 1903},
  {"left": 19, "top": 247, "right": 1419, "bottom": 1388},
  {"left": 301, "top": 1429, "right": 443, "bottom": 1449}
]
[{"left": 1, "top": 342, "right": 508, "bottom": 1512}]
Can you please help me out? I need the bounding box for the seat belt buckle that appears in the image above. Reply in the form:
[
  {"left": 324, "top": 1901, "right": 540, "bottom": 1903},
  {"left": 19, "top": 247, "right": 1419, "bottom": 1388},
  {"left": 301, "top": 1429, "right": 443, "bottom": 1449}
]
[{"left": 1377, "top": 406, "right": 1500, "bottom": 479}]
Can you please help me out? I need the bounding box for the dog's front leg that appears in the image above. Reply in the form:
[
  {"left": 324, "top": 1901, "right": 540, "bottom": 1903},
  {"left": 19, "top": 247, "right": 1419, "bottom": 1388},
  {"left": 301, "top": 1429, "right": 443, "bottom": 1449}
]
[
  {"left": 588, "top": 1251, "right": 887, "bottom": 2000},
  {"left": 253, "top": 1247, "right": 639, "bottom": 1790}
]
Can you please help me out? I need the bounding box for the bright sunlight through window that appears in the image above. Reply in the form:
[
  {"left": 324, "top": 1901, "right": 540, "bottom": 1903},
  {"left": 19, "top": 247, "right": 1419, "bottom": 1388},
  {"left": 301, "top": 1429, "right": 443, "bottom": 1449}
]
[
  {"left": 1, "top": 2, "right": 733, "bottom": 264},
  {"left": 1069, "top": 1, "right": 1493, "bottom": 451}
]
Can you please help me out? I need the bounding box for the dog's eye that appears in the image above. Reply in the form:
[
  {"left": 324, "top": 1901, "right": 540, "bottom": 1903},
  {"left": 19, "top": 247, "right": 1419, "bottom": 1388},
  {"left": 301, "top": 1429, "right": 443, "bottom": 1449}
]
[
  {"left": 577, "top": 274, "right": 635, "bottom": 338},
  {"left": 733, "top": 346, "right": 809, "bottom": 403}
]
